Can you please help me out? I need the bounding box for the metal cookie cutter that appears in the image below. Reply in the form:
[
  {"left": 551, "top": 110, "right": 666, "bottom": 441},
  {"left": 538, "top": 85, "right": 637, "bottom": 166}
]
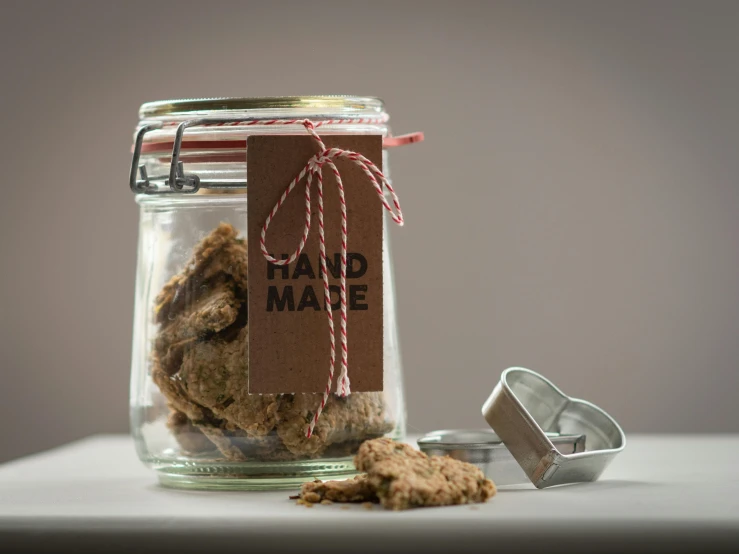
[
  {"left": 417, "top": 429, "right": 586, "bottom": 486},
  {"left": 482, "top": 367, "right": 626, "bottom": 488}
]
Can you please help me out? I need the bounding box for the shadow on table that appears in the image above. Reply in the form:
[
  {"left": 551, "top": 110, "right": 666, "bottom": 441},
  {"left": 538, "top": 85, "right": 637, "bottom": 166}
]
[{"left": 498, "top": 479, "right": 661, "bottom": 493}]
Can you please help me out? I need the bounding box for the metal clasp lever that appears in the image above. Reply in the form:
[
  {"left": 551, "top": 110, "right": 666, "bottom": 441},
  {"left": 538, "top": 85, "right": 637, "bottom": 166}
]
[
  {"left": 129, "top": 123, "right": 161, "bottom": 193},
  {"left": 128, "top": 122, "right": 201, "bottom": 194}
]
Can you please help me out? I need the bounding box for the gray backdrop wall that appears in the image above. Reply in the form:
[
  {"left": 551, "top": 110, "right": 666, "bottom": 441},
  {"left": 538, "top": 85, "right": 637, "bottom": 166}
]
[{"left": 1, "top": 0, "right": 738, "bottom": 463}]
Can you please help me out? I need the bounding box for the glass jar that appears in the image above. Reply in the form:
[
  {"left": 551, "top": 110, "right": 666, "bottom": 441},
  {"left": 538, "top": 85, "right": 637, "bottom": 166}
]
[{"left": 129, "top": 97, "right": 407, "bottom": 490}]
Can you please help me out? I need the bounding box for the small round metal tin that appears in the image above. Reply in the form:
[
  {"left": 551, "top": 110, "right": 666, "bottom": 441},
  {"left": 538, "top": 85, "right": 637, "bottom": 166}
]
[{"left": 417, "top": 429, "right": 585, "bottom": 486}]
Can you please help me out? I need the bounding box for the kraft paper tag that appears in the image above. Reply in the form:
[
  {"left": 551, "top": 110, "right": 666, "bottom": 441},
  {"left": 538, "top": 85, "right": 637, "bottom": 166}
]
[{"left": 246, "top": 135, "right": 384, "bottom": 394}]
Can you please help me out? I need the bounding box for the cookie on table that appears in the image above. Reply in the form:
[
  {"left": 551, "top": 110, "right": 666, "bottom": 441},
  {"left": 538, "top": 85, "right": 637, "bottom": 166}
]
[{"left": 295, "top": 438, "right": 496, "bottom": 510}]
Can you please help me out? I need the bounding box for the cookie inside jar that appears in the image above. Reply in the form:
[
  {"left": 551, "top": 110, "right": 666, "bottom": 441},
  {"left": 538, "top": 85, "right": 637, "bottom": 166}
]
[{"left": 151, "top": 223, "right": 395, "bottom": 461}]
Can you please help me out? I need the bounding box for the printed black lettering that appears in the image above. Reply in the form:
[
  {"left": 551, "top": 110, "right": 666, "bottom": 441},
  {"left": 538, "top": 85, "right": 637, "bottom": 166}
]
[
  {"left": 292, "top": 253, "right": 316, "bottom": 279},
  {"left": 326, "top": 284, "right": 341, "bottom": 311},
  {"left": 266, "top": 286, "right": 294, "bottom": 311},
  {"left": 297, "top": 285, "right": 321, "bottom": 311},
  {"left": 323, "top": 253, "right": 341, "bottom": 279},
  {"left": 347, "top": 253, "right": 368, "bottom": 279},
  {"left": 350, "top": 284, "right": 368, "bottom": 310},
  {"left": 267, "top": 254, "right": 290, "bottom": 280}
]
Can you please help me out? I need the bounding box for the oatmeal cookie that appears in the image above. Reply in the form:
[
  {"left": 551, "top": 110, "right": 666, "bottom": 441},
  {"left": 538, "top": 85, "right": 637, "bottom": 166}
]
[
  {"left": 296, "top": 438, "right": 496, "bottom": 510},
  {"left": 151, "top": 223, "right": 395, "bottom": 461},
  {"left": 355, "top": 438, "right": 496, "bottom": 510}
]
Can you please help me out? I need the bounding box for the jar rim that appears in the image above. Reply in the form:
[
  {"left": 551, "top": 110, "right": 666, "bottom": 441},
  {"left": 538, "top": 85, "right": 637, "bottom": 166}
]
[{"left": 139, "top": 96, "right": 385, "bottom": 119}]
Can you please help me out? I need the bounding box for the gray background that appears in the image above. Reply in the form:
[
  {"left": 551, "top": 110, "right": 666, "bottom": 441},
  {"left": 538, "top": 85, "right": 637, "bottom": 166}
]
[{"left": 1, "top": 0, "right": 737, "bottom": 463}]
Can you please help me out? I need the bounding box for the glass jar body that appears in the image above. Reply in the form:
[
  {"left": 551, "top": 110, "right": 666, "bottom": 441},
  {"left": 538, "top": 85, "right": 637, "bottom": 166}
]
[{"left": 130, "top": 174, "right": 406, "bottom": 490}]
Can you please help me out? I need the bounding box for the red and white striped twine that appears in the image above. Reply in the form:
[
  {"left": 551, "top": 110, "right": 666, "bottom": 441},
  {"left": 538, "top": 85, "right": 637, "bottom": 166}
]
[
  {"left": 259, "top": 119, "right": 408, "bottom": 438},
  {"left": 143, "top": 115, "right": 423, "bottom": 150},
  {"left": 161, "top": 115, "right": 390, "bottom": 128}
]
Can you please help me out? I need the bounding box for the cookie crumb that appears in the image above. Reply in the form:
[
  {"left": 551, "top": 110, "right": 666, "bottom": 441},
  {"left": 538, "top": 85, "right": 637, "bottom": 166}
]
[
  {"left": 340, "top": 505, "right": 351, "bottom": 510},
  {"left": 362, "top": 502, "right": 374, "bottom": 510},
  {"left": 296, "top": 474, "right": 377, "bottom": 504},
  {"left": 302, "top": 491, "right": 321, "bottom": 504},
  {"left": 320, "top": 499, "right": 333, "bottom": 505}
]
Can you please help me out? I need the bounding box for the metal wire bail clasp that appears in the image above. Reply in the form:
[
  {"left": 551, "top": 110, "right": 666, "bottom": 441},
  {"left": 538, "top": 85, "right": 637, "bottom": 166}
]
[
  {"left": 167, "top": 120, "right": 203, "bottom": 193},
  {"left": 129, "top": 123, "right": 162, "bottom": 193},
  {"left": 128, "top": 120, "right": 202, "bottom": 194}
]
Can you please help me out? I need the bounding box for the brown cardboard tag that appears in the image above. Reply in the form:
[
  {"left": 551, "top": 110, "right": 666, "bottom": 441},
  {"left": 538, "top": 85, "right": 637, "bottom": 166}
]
[{"left": 246, "top": 135, "right": 384, "bottom": 394}]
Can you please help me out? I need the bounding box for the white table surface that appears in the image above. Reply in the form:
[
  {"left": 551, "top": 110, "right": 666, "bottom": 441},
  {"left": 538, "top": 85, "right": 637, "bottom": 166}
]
[{"left": 1, "top": 434, "right": 738, "bottom": 553}]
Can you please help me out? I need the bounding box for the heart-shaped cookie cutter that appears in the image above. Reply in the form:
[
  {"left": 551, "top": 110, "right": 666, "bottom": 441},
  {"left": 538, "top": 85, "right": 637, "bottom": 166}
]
[{"left": 482, "top": 367, "right": 625, "bottom": 488}]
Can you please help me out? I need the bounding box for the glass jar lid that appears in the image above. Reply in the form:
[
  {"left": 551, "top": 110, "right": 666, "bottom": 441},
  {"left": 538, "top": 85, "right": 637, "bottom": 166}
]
[{"left": 139, "top": 96, "right": 385, "bottom": 119}]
